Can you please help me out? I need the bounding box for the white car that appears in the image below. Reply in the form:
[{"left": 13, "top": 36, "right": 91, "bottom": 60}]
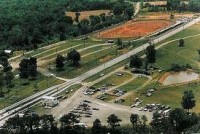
[
  {"left": 139, "top": 107, "right": 143, "bottom": 111},
  {"left": 83, "top": 92, "right": 88, "bottom": 95}
]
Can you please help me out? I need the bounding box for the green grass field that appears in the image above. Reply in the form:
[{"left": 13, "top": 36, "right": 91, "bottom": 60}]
[
  {"left": 156, "top": 34, "right": 200, "bottom": 71},
  {"left": 0, "top": 75, "right": 63, "bottom": 109},
  {"left": 119, "top": 76, "right": 149, "bottom": 92},
  {"left": 93, "top": 72, "right": 133, "bottom": 88}
]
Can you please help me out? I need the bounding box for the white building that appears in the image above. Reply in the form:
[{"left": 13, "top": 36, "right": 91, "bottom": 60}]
[
  {"left": 41, "top": 96, "right": 59, "bottom": 107},
  {"left": 4, "top": 50, "right": 13, "bottom": 54}
]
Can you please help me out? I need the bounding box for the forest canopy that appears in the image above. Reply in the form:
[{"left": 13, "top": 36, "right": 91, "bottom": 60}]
[{"left": 0, "top": 0, "right": 131, "bottom": 50}]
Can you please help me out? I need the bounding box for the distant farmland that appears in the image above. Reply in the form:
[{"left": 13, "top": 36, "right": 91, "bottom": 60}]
[{"left": 66, "top": 10, "right": 110, "bottom": 20}]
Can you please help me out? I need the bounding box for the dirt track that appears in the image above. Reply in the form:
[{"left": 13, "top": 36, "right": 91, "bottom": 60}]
[{"left": 96, "top": 20, "right": 170, "bottom": 39}]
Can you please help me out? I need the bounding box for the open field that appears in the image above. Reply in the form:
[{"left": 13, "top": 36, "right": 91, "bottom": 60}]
[
  {"left": 93, "top": 72, "right": 132, "bottom": 88},
  {"left": 119, "top": 76, "right": 149, "bottom": 92},
  {"left": 95, "top": 20, "right": 170, "bottom": 39},
  {"left": 144, "top": 1, "right": 167, "bottom": 6},
  {"left": 144, "top": 1, "right": 189, "bottom": 6},
  {"left": 66, "top": 10, "right": 110, "bottom": 21},
  {"left": 156, "top": 34, "right": 200, "bottom": 71},
  {"left": 138, "top": 11, "right": 194, "bottom": 20}
]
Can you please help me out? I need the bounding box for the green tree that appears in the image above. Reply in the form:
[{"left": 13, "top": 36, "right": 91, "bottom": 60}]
[
  {"left": 146, "top": 45, "right": 156, "bottom": 64},
  {"left": 29, "top": 57, "right": 37, "bottom": 78},
  {"left": 75, "top": 12, "right": 80, "bottom": 23},
  {"left": 130, "top": 114, "right": 140, "bottom": 130},
  {"left": 197, "top": 49, "right": 200, "bottom": 61},
  {"left": 92, "top": 119, "right": 107, "bottom": 134},
  {"left": 141, "top": 115, "right": 148, "bottom": 128},
  {"left": 40, "top": 114, "right": 55, "bottom": 133},
  {"left": 8, "top": 25, "right": 24, "bottom": 48},
  {"left": 4, "top": 71, "right": 14, "bottom": 88},
  {"left": 167, "top": 0, "right": 181, "bottom": 11},
  {"left": 2, "top": 60, "right": 12, "bottom": 72},
  {"left": 19, "top": 59, "right": 29, "bottom": 82},
  {"left": 67, "top": 49, "right": 81, "bottom": 66},
  {"left": 56, "top": 55, "right": 65, "bottom": 70},
  {"left": 150, "top": 112, "right": 163, "bottom": 133},
  {"left": 0, "top": 73, "right": 4, "bottom": 97},
  {"left": 179, "top": 39, "right": 185, "bottom": 47},
  {"left": 130, "top": 55, "right": 143, "bottom": 68},
  {"left": 89, "top": 15, "right": 101, "bottom": 26},
  {"left": 124, "top": 6, "right": 134, "bottom": 20},
  {"left": 60, "top": 113, "right": 79, "bottom": 133},
  {"left": 24, "top": 113, "right": 40, "bottom": 133},
  {"left": 116, "top": 38, "right": 123, "bottom": 49},
  {"left": 113, "top": 4, "right": 124, "bottom": 15},
  {"left": 181, "top": 90, "right": 196, "bottom": 113},
  {"left": 100, "top": 13, "right": 106, "bottom": 22},
  {"left": 107, "top": 114, "right": 122, "bottom": 130},
  {"left": 169, "top": 108, "right": 189, "bottom": 133},
  {"left": 189, "top": 0, "right": 200, "bottom": 12}
]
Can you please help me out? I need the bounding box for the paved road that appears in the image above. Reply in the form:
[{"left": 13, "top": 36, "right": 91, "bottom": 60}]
[{"left": 1, "top": 15, "right": 200, "bottom": 126}]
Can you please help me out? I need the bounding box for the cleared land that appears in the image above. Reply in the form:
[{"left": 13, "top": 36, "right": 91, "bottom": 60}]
[
  {"left": 144, "top": 1, "right": 167, "bottom": 6},
  {"left": 95, "top": 20, "right": 170, "bottom": 39},
  {"left": 138, "top": 12, "right": 194, "bottom": 20},
  {"left": 66, "top": 10, "right": 110, "bottom": 20}
]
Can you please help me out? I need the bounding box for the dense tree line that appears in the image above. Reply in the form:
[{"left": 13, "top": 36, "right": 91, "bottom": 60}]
[
  {"left": 166, "top": 0, "right": 200, "bottom": 12},
  {"left": 0, "top": 0, "right": 134, "bottom": 51},
  {"left": 189, "top": 0, "right": 200, "bottom": 12},
  {"left": 1, "top": 108, "right": 200, "bottom": 134},
  {"left": 67, "top": 0, "right": 113, "bottom": 12}
]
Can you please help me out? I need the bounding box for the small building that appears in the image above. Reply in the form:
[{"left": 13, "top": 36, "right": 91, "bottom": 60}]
[
  {"left": 107, "top": 40, "right": 114, "bottom": 44},
  {"left": 4, "top": 50, "right": 13, "bottom": 55},
  {"left": 41, "top": 96, "right": 59, "bottom": 107}
]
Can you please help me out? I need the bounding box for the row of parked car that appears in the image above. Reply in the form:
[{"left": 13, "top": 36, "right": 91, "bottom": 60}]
[
  {"left": 69, "top": 100, "right": 99, "bottom": 118},
  {"left": 138, "top": 103, "right": 171, "bottom": 116}
]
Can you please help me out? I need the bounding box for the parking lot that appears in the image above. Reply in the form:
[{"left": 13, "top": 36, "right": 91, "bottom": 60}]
[{"left": 49, "top": 85, "right": 153, "bottom": 127}]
